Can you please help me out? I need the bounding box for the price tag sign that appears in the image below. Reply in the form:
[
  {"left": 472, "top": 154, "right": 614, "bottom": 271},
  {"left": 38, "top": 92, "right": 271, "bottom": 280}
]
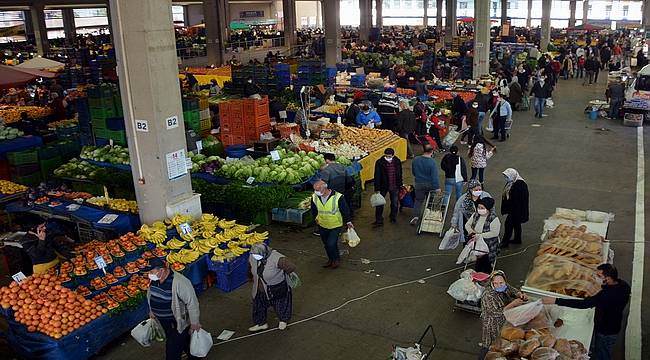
[
  {"left": 135, "top": 119, "right": 149, "bottom": 132},
  {"left": 179, "top": 222, "right": 192, "bottom": 235},
  {"left": 270, "top": 150, "right": 280, "bottom": 161},
  {"left": 196, "top": 140, "right": 203, "bottom": 153},
  {"left": 166, "top": 115, "right": 179, "bottom": 130},
  {"left": 246, "top": 177, "right": 255, "bottom": 184},
  {"left": 97, "top": 214, "right": 119, "bottom": 224},
  {"left": 66, "top": 204, "right": 80, "bottom": 211},
  {"left": 12, "top": 272, "right": 27, "bottom": 284},
  {"left": 94, "top": 256, "right": 107, "bottom": 274},
  {"left": 109, "top": 139, "right": 114, "bottom": 146},
  {"left": 279, "top": 110, "right": 287, "bottom": 119}
]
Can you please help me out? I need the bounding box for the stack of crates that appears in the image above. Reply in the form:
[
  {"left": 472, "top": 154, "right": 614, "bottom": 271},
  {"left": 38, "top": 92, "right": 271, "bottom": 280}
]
[
  {"left": 296, "top": 60, "right": 326, "bottom": 87},
  {"left": 275, "top": 63, "right": 291, "bottom": 89},
  {"left": 219, "top": 99, "right": 246, "bottom": 146},
  {"left": 198, "top": 96, "right": 212, "bottom": 135},
  {"left": 242, "top": 97, "right": 271, "bottom": 142},
  {"left": 182, "top": 97, "right": 201, "bottom": 133},
  {"left": 325, "top": 67, "right": 337, "bottom": 87},
  {"left": 38, "top": 145, "right": 63, "bottom": 180},
  {"left": 231, "top": 65, "right": 277, "bottom": 96},
  {"left": 421, "top": 51, "right": 434, "bottom": 77},
  {"left": 75, "top": 97, "right": 93, "bottom": 145},
  {"left": 88, "top": 84, "right": 127, "bottom": 146},
  {"left": 7, "top": 149, "right": 41, "bottom": 186}
]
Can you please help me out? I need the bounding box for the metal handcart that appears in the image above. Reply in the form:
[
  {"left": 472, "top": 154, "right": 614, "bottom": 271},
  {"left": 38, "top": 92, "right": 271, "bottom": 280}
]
[
  {"left": 417, "top": 191, "right": 449, "bottom": 237},
  {"left": 452, "top": 241, "right": 499, "bottom": 315},
  {"left": 391, "top": 325, "right": 437, "bottom": 360}
]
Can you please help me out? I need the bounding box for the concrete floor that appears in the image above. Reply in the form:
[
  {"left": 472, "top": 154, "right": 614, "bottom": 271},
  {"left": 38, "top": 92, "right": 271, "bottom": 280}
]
[{"left": 27, "top": 73, "right": 646, "bottom": 359}]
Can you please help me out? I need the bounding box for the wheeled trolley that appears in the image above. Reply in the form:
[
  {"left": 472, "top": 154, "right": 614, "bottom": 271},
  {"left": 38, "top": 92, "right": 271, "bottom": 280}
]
[
  {"left": 417, "top": 191, "right": 449, "bottom": 236},
  {"left": 391, "top": 325, "right": 437, "bottom": 360},
  {"left": 452, "top": 241, "right": 499, "bottom": 315}
]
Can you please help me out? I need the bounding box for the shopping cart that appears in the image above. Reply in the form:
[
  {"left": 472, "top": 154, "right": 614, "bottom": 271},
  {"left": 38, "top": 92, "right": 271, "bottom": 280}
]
[
  {"left": 417, "top": 191, "right": 449, "bottom": 236},
  {"left": 391, "top": 325, "right": 437, "bottom": 360},
  {"left": 452, "top": 241, "right": 499, "bottom": 315}
]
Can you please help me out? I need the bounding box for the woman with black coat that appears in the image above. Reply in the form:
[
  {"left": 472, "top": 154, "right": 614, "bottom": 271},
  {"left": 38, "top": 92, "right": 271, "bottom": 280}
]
[{"left": 500, "top": 168, "right": 529, "bottom": 248}]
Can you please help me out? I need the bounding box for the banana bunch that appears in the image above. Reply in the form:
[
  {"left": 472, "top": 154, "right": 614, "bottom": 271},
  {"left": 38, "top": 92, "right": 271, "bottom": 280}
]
[
  {"left": 189, "top": 239, "right": 218, "bottom": 254},
  {"left": 227, "top": 241, "right": 249, "bottom": 256},
  {"left": 193, "top": 213, "right": 220, "bottom": 239},
  {"left": 166, "top": 214, "right": 192, "bottom": 228},
  {"left": 238, "top": 231, "right": 269, "bottom": 245},
  {"left": 166, "top": 248, "right": 201, "bottom": 264},
  {"left": 222, "top": 225, "right": 247, "bottom": 240},
  {"left": 165, "top": 237, "right": 186, "bottom": 250},
  {"left": 218, "top": 219, "right": 237, "bottom": 229},
  {"left": 138, "top": 222, "right": 167, "bottom": 245}
]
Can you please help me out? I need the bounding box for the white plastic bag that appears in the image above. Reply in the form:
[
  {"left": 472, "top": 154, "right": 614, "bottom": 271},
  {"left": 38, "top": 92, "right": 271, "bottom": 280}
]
[
  {"left": 447, "top": 278, "right": 478, "bottom": 301},
  {"left": 454, "top": 157, "right": 463, "bottom": 183},
  {"left": 503, "top": 300, "right": 544, "bottom": 326},
  {"left": 439, "top": 228, "right": 461, "bottom": 250},
  {"left": 190, "top": 328, "right": 213, "bottom": 357},
  {"left": 346, "top": 228, "right": 361, "bottom": 247},
  {"left": 370, "top": 193, "right": 386, "bottom": 207},
  {"left": 393, "top": 345, "right": 423, "bottom": 360},
  {"left": 486, "top": 117, "right": 494, "bottom": 132},
  {"left": 456, "top": 238, "right": 490, "bottom": 264},
  {"left": 546, "top": 98, "right": 554, "bottom": 108},
  {"left": 131, "top": 319, "right": 155, "bottom": 347}
]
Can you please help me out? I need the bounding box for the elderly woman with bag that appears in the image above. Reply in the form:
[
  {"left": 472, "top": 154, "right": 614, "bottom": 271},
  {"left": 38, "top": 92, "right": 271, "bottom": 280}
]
[
  {"left": 450, "top": 179, "right": 494, "bottom": 246},
  {"left": 465, "top": 197, "right": 501, "bottom": 274},
  {"left": 248, "top": 243, "right": 296, "bottom": 332},
  {"left": 500, "top": 168, "right": 529, "bottom": 248}
]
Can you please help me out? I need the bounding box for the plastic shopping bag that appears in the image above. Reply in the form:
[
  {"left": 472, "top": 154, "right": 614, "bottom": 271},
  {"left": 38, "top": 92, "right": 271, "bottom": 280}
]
[
  {"left": 286, "top": 272, "right": 301, "bottom": 289},
  {"left": 442, "top": 130, "right": 460, "bottom": 147},
  {"left": 131, "top": 318, "right": 160, "bottom": 347},
  {"left": 346, "top": 228, "right": 361, "bottom": 247},
  {"left": 190, "top": 328, "right": 213, "bottom": 357},
  {"left": 439, "top": 228, "right": 461, "bottom": 250},
  {"left": 370, "top": 193, "right": 386, "bottom": 207},
  {"left": 456, "top": 240, "right": 476, "bottom": 264},
  {"left": 392, "top": 345, "right": 423, "bottom": 360},
  {"left": 486, "top": 117, "right": 494, "bottom": 132},
  {"left": 504, "top": 300, "right": 544, "bottom": 326},
  {"left": 447, "top": 278, "right": 478, "bottom": 301},
  {"left": 454, "top": 157, "right": 464, "bottom": 183}
]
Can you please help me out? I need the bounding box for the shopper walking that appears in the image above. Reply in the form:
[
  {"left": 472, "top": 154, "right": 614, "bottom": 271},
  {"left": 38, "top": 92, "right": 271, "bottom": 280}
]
[
  {"left": 147, "top": 259, "right": 202, "bottom": 360},
  {"left": 490, "top": 94, "right": 512, "bottom": 142},
  {"left": 409, "top": 144, "right": 441, "bottom": 225},
  {"left": 440, "top": 145, "right": 467, "bottom": 205},
  {"left": 576, "top": 55, "right": 585, "bottom": 79},
  {"left": 460, "top": 102, "right": 479, "bottom": 145},
  {"left": 450, "top": 180, "right": 493, "bottom": 245},
  {"left": 469, "top": 135, "right": 495, "bottom": 184},
  {"left": 530, "top": 74, "right": 552, "bottom": 118},
  {"left": 543, "top": 264, "right": 631, "bottom": 360},
  {"left": 500, "top": 168, "right": 529, "bottom": 248},
  {"left": 248, "top": 243, "right": 296, "bottom": 332},
  {"left": 508, "top": 77, "right": 523, "bottom": 111},
  {"left": 583, "top": 56, "right": 596, "bottom": 85},
  {"left": 427, "top": 108, "right": 445, "bottom": 150},
  {"left": 373, "top": 148, "right": 403, "bottom": 225},
  {"left": 311, "top": 180, "right": 353, "bottom": 269},
  {"left": 465, "top": 197, "right": 501, "bottom": 274},
  {"left": 478, "top": 270, "right": 529, "bottom": 360},
  {"left": 396, "top": 100, "right": 417, "bottom": 158},
  {"left": 473, "top": 87, "right": 492, "bottom": 134},
  {"left": 605, "top": 77, "right": 625, "bottom": 120}
]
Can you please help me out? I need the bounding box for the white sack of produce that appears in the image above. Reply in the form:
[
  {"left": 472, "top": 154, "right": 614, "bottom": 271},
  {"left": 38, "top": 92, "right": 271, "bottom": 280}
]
[
  {"left": 370, "top": 193, "right": 386, "bottom": 207},
  {"left": 503, "top": 300, "right": 544, "bottom": 326},
  {"left": 447, "top": 278, "right": 482, "bottom": 302},
  {"left": 456, "top": 238, "right": 489, "bottom": 264}
]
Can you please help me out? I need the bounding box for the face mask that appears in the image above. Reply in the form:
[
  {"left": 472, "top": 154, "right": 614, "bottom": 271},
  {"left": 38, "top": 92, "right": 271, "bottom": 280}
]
[
  {"left": 472, "top": 190, "right": 482, "bottom": 197},
  {"left": 478, "top": 208, "right": 488, "bottom": 216},
  {"left": 252, "top": 254, "right": 264, "bottom": 261},
  {"left": 495, "top": 285, "right": 507, "bottom": 293},
  {"left": 504, "top": 175, "right": 512, "bottom": 182},
  {"left": 247, "top": 80, "right": 253, "bottom": 83},
  {"left": 315, "top": 190, "right": 323, "bottom": 197},
  {"left": 385, "top": 156, "right": 393, "bottom": 162},
  {"left": 364, "top": 111, "right": 370, "bottom": 115},
  {"left": 148, "top": 273, "right": 160, "bottom": 281}
]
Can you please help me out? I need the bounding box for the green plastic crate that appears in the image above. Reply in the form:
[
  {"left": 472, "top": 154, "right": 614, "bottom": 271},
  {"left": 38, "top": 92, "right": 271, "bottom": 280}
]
[
  {"left": 88, "top": 97, "right": 114, "bottom": 109},
  {"left": 55, "top": 140, "right": 81, "bottom": 159},
  {"left": 90, "top": 107, "right": 116, "bottom": 121},
  {"left": 40, "top": 156, "right": 63, "bottom": 179},
  {"left": 11, "top": 172, "right": 42, "bottom": 187},
  {"left": 87, "top": 84, "right": 116, "bottom": 99},
  {"left": 114, "top": 95, "right": 123, "bottom": 117},
  {"left": 71, "top": 181, "right": 104, "bottom": 195},
  {"left": 91, "top": 118, "right": 107, "bottom": 130},
  {"left": 105, "top": 130, "right": 127, "bottom": 146},
  {"left": 38, "top": 145, "right": 60, "bottom": 160},
  {"left": 6, "top": 149, "right": 38, "bottom": 166}
]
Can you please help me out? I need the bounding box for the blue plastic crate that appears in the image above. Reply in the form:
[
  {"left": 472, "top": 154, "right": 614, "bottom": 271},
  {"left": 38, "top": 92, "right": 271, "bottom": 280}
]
[
  {"left": 274, "top": 63, "right": 290, "bottom": 71},
  {"left": 209, "top": 254, "right": 249, "bottom": 293}
]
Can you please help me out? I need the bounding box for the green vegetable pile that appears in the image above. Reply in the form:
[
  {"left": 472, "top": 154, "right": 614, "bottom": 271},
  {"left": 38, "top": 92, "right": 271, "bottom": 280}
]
[
  {"left": 80, "top": 145, "right": 130, "bottom": 165},
  {"left": 53, "top": 158, "right": 100, "bottom": 179},
  {"left": 187, "top": 152, "right": 224, "bottom": 173},
  {"left": 0, "top": 125, "right": 24, "bottom": 141},
  {"left": 193, "top": 179, "right": 294, "bottom": 216}
]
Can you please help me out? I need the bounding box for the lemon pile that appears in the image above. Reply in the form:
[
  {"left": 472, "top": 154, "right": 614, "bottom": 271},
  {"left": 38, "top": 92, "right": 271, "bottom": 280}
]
[
  {"left": 87, "top": 196, "right": 138, "bottom": 214},
  {"left": 0, "top": 180, "right": 28, "bottom": 195}
]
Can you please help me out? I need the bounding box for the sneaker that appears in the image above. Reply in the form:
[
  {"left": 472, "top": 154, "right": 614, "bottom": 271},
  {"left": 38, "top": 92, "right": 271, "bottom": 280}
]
[
  {"left": 409, "top": 217, "right": 419, "bottom": 225},
  {"left": 278, "top": 321, "right": 287, "bottom": 330},
  {"left": 248, "top": 324, "right": 269, "bottom": 332}
]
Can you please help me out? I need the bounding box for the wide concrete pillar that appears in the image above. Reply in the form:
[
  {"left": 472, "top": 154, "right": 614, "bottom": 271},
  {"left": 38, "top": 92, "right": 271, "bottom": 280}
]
[
  {"left": 540, "top": 0, "right": 552, "bottom": 52},
  {"left": 445, "top": 0, "right": 456, "bottom": 43},
  {"left": 473, "top": 0, "right": 490, "bottom": 78},
  {"left": 423, "top": 0, "right": 429, "bottom": 27},
  {"left": 644, "top": 0, "right": 650, "bottom": 29},
  {"left": 583, "top": 0, "right": 589, "bottom": 24},
  {"left": 282, "top": 0, "right": 297, "bottom": 46},
  {"left": 501, "top": 0, "right": 508, "bottom": 25},
  {"left": 569, "top": 0, "right": 577, "bottom": 27},
  {"left": 30, "top": 3, "right": 49, "bottom": 55},
  {"left": 526, "top": 0, "right": 532, "bottom": 28},
  {"left": 436, "top": 0, "right": 443, "bottom": 29},
  {"left": 323, "top": 0, "right": 341, "bottom": 66},
  {"left": 359, "top": 0, "right": 371, "bottom": 42},
  {"left": 376, "top": 0, "right": 383, "bottom": 28},
  {"left": 204, "top": 0, "right": 228, "bottom": 66},
  {"left": 109, "top": 0, "right": 201, "bottom": 223},
  {"left": 62, "top": 8, "right": 77, "bottom": 45}
]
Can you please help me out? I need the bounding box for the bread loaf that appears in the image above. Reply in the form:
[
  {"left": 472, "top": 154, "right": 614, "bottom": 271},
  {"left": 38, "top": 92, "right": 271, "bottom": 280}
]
[
  {"left": 500, "top": 326, "right": 525, "bottom": 341},
  {"left": 553, "top": 338, "right": 572, "bottom": 356},
  {"left": 518, "top": 338, "right": 541, "bottom": 357},
  {"left": 531, "top": 347, "right": 560, "bottom": 360},
  {"left": 484, "top": 351, "right": 506, "bottom": 360}
]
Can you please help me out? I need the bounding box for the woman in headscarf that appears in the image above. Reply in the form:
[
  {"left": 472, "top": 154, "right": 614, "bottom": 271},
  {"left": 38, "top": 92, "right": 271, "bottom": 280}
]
[
  {"left": 248, "top": 243, "right": 296, "bottom": 332},
  {"left": 465, "top": 197, "right": 501, "bottom": 274},
  {"left": 450, "top": 179, "right": 493, "bottom": 245},
  {"left": 500, "top": 168, "right": 529, "bottom": 248},
  {"left": 508, "top": 75, "right": 523, "bottom": 111},
  {"left": 478, "top": 270, "right": 528, "bottom": 360}
]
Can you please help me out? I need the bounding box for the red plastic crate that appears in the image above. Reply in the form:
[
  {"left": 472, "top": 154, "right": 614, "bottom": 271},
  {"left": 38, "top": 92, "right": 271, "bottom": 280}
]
[
  {"left": 245, "top": 124, "right": 272, "bottom": 142},
  {"left": 221, "top": 134, "right": 246, "bottom": 146}
]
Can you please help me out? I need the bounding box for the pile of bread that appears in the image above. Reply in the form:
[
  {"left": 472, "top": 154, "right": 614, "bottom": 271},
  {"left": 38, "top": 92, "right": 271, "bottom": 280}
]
[{"left": 525, "top": 224, "right": 606, "bottom": 298}]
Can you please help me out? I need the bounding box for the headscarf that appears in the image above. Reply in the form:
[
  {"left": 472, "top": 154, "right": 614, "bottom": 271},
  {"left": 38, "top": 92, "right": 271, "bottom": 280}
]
[
  {"left": 461, "top": 179, "right": 483, "bottom": 217},
  {"left": 503, "top": 168, "right": 525, "bottom": 199},
  {"left": 251, "top": 243, "right": 272, "bottom": 277}
]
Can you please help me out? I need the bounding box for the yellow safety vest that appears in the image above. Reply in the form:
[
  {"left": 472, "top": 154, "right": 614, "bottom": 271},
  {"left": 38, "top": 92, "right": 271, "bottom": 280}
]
[{"left": 313, "top": 192, "right": 343, "bottom": 229}]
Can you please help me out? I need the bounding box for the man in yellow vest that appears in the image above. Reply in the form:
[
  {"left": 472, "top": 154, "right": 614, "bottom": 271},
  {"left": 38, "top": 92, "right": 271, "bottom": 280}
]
[{"left": 311, "top": 180, "right": 353, "bottom": 269}]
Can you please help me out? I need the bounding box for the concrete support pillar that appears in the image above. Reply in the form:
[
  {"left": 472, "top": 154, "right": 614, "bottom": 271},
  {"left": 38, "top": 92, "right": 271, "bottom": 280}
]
[
  {"left": 643, "top": 0, "right": 650, "bottom": 29},
  {"left": 359, "top": 0, "right": 371, "bottom": 42},
  {"left": 423, "top": 0, "right": 428, "bottom": 27},
  {"left": 282, "top": 0, "right": 297, "bottom": 46},
  {"left": 203, "top": 0, "right": 227, "bottom": 66},
  {"left": 435, "top": 0, "right": 442, "bottom": 29},
  {"left": 62, "top": 8, "right": 77, "bottom": 45},
  {"left": 445, "top": 0, "right": 456, "bottom": 44},
  {"left": 540, "top": 0, "right": 552, "bottom": 52},
  {"left": 526, "top": 0, "right": 532, "bottom": 28},
  {"left": 23, "top": 10, "right": 34, "bottom": 43},
  {"left": 30, "top": 3, "right": 49, "bottom": 55},
  {"left": 316, "top": 1, "right": 322, "bottom": 28},
  {"left": 473, "top": 0, "right": 490, "bottom": 78},
  {"left": 583, "top": 0, "right": 589, "bottom": 24},
  {"left": 501, "top": 0, "right": 508, "bottom": 25},
  {"left": 569, "top": 0, "right": 577, "bottom": 27},
  {"left": 323, "top": 0, "right": 341, "bottom": 66},
  {"left": 108, "top": 0, "right": 200, "bottom": 223},
  {"left": 376, "top": 0, "right": 383, "bottom": 28}
]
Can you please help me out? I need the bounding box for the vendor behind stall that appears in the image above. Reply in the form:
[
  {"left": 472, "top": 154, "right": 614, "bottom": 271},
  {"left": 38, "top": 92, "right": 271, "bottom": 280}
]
[
  {"left": 19, "top": 215, "right": 60, "bottom": 274},
  {"left": 355, "top": 104, "right": 382, "bottom": 128},
  {"left": 243, "top": 76, "right": 263, "bottom": 97}
]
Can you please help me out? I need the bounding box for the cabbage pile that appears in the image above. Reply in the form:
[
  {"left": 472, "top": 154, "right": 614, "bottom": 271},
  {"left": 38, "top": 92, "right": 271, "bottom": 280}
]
[
  {"left": 80, "top": 145, "right": 130, "bottom": 165},
  {"left": 0, "top": 126, "right": 24, "bottom": 141},
  {"left": 219, "top": 149, "right": 324, "bottom": 184},
  {"left": 188, "top": 152, "right": 224, "bottom": 173},
  {"left": 53, "top": 159, "right": 100, "bottom": 179}
]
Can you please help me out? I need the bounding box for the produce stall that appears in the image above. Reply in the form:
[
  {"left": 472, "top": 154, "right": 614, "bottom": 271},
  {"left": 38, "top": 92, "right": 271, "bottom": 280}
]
[{"left": 0, "top": 135, "right": 43, "bottom": 156}]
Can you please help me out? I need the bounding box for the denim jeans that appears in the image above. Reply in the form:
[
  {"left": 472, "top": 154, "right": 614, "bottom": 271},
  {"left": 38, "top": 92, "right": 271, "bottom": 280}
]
[
  {"left": 609, "top": 98, "right": 623, "bottom": 119},
  {"left": 319, "top": 226, "right": 341, "bottom": 261},
  {"left": 534, "top": 97, "right": 545, "bottom": 117},
  {"left": 443, "top": 178, "right": 464, "bottom": 205},
  {"left": 414, "top": 183, "right": 436, "bottom": 218},
  {"left": 591, "top": 332, "right": 617, "bottom": 360},
  {"left": 478, "top": 112, "right": 486, "bottom": 134}
]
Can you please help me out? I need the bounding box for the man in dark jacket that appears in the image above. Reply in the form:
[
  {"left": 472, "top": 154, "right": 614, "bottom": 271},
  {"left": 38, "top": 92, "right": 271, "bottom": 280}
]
[
  {"left": 396, "top": 100, "right": 417, "bottom": 158},
  {"left": 605, "top": 77, "right": 625, "bottom": 119},
  {"left": 584, "top": 56, "right": 597, "bottom": 86},
  {"left": 529, "top": 75, "right": 552, "bottom": 118},
  {"left": 440, "top": 145, "right": 467, "bottom": 205},
  {"left": 543, "top": 264, "right": 630, "bottom": 360},
  {"left": 500, "top": 168, "right": 529, "bottom": 247},
  {"left": 451, "top": 93, "right": 467, "bottom": 126},
  {"left": 344, "top": 97, "right": 360, "bottom": 126},
  {"left": 320, "top": 153, "right": 354, "bottom": 211},
  {"left": 373, "top": 148, "right": 403, "bottom": 225}
]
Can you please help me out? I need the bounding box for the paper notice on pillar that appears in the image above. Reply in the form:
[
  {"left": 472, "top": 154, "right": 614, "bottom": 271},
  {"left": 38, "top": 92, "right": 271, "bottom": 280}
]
[{"left": 166, "top": 149, "right": 188, "bottom": 180}]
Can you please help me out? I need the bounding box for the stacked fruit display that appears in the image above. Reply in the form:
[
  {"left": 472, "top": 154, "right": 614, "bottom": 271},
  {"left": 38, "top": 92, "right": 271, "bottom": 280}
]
[
  {"left": 0, "top": 180, "right": 28, "bottom": 195},
  {"left": 87, "top": 196, "right": 138, "bottom": 214}
]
